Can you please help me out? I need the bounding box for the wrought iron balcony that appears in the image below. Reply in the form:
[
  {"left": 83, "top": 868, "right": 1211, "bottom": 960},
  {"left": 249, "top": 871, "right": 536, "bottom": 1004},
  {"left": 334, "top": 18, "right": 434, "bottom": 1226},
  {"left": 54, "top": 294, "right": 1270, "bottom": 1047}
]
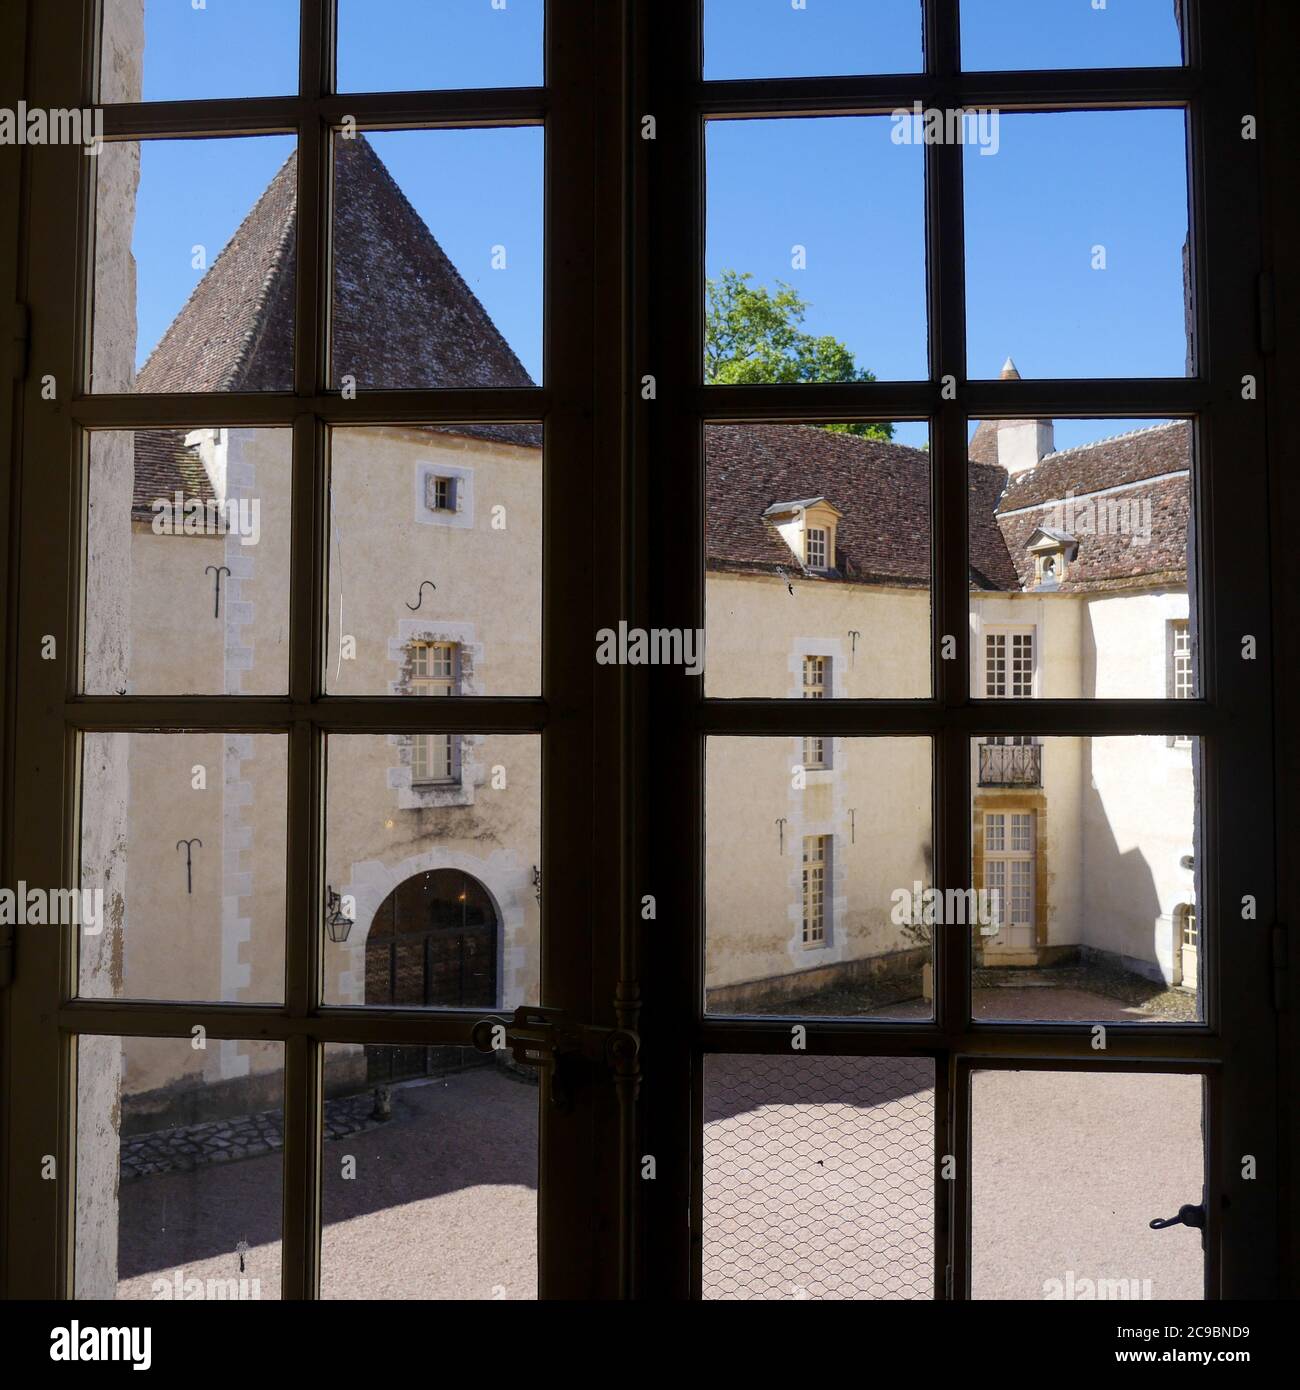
[{"left": 978, "top": 742, "right": 1042, "bottom": 787}]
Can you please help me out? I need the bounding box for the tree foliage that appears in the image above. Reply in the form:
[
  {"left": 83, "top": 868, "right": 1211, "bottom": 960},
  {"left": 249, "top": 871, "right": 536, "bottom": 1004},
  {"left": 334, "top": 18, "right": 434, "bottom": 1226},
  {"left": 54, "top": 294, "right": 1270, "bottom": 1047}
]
[{"left": 704, "top": 270, "right": 893, "bottom": 440}]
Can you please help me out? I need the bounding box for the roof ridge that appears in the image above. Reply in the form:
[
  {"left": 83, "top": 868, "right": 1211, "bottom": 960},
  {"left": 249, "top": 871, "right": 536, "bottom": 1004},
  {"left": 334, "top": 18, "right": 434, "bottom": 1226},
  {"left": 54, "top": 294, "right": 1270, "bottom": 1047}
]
[
  {"left": 224, "top": 156, "right": 299, "bottom": 389},
  {"left": 1039, "top": 419, "right": 1184, "bottom": 462}
]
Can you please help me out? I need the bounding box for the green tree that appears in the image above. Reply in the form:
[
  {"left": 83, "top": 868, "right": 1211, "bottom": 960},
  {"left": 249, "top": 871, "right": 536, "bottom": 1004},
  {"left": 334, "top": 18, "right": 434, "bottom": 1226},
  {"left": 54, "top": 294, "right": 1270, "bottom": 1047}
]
[{"left": 704, "top": 270, "right": 893, "bottom": 440}]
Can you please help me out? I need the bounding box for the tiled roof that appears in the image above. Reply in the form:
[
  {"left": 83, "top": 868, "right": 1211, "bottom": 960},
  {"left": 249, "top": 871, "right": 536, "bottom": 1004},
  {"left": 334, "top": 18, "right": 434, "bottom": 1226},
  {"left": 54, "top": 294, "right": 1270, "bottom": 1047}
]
[
  {"left": 994, "top": 422, "right": 1192, "bottom": 592},
  {"left": 705, "top": 424, "right": 1021, "bottom": 591},
  {"left": 130, "top": 430, "right": 215, "bottom": 520},
  {"left": 134, "top": 135, "right": 540, "bottom": 449}
]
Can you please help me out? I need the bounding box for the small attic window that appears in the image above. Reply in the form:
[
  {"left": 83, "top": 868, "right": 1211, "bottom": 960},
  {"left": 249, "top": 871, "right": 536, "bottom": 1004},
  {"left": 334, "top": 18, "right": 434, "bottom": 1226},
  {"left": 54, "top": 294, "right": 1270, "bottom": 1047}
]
[
  {"left": 1026, "top": 527, "right": 1077, "bottom": 589},
  {"left": 426, "top": 475, "right": 456, "bottom": 512}
]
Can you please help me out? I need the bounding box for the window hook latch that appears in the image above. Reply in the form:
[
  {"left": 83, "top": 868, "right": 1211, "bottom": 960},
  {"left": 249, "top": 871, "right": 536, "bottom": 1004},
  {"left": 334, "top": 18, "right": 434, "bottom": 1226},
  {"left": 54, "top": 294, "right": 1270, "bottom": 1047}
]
[
  {"left": 1149, "top": 1203, "right": 1205, "bottom": 1231},
  {"left": 471, "top": 1006, "right": 639, "bottom": 1112}
]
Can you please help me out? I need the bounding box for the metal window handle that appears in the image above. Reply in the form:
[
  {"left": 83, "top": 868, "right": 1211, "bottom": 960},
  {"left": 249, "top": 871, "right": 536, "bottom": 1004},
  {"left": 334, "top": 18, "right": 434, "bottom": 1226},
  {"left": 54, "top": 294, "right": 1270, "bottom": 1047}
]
[
  {"left": 472, "top": 1005, "right": 639, "bottom": 1112},
  {"left": 1149, "top": 1203, "right": 1206, "bottom": 1231}
]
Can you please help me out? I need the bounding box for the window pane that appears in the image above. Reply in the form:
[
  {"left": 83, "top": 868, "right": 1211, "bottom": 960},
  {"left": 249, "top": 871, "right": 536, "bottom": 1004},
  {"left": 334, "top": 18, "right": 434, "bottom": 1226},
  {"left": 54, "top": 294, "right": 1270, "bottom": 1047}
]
[
  {"left": 91, "top": 135, "right": 297, "bottom": 394},
  {"left": 337, "top": 0, "right": 544, "bottom": 92},
  {"left": 705, "top": 422, "right": 931, "bottom": 698},
  {"left": 704, "top": 0, "right": 922, "bottom": 79},
  {"left": 703, "top": 1056, "right": 934, "bottom": 1299},
  {"left": 968, "top": 417, "right": 1196, "bottom": 699},
  {"left": 971, "top": 735, "right": 1201, "bottom": 1023},
  {"left": 323, "top": 735, "right": 541, "bottom": 1010},
  {"left": 964, "top": 112, "right": 1191, "bottom": 379},
  {"left": 100, "top": 0, "right": 299, "bottom": 104},
  {"left": 706, "top": 118, "right": 927, "bottom": 384},
  {"left": 78, "top": 733, "right": 287, "bottom": 1004},
  {"left": 972, "top": 1070, "right": 1204, "bottom": 1300},
  {"left": 83, "top": 428, "right": 290, "bottom": 695},
  {"left": 330, "top": 129, "right": 542, "bottom": 389},
  {"left": 960, "top": 0, "right": 1185, "bottom": 72},
  {"left": 75, "top": 1036, "right": 283, "bottom": 1299},
  {"left": 326, "top": 424, "right": 542, "bottom": 696},
  {"left": 319, "top": 1045, "right": 537, "bottom": 1299},
  {"left": 706, "top": 736, "right": 933, "bottom": 1019}
]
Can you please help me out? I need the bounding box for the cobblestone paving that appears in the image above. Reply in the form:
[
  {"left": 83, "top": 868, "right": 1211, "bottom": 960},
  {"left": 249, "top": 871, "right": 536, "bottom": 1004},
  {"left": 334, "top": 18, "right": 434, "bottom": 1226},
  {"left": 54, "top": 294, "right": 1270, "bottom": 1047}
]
[{"left": 121, "top": 1093, "right": 388, "bottom": 1181}]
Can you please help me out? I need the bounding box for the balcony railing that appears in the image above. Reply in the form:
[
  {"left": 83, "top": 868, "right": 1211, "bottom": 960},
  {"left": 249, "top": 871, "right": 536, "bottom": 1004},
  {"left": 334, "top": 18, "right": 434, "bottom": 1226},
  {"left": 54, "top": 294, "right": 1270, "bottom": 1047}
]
[{"left": 979, "top": 743, "right": 1042, "bottom": 787}]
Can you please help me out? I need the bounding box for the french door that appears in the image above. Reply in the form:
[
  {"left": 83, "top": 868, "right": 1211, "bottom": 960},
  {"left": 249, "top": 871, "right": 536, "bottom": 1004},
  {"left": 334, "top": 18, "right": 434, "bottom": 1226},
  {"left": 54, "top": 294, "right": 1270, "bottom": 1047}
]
[{"left": 0, "top": 0, "right": 1290, "bottom": 1304}]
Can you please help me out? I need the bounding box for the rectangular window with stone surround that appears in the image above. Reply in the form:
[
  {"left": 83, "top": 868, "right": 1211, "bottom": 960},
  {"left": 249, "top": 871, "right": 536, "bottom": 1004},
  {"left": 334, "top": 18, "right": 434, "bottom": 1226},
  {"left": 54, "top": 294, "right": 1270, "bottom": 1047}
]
[
  {"left": 410, "top": 641, "right": 458, "bottom": 784},
  {"left": 802, "top": 834, "right": 829, "bottom": 947},
  {"left": 802, "top": 654, "right": 828, "bottom": 770}
]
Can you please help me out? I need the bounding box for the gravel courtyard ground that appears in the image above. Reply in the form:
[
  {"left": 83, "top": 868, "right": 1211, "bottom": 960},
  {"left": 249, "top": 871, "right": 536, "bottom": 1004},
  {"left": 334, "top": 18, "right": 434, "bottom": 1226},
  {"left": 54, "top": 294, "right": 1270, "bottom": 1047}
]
[{"left": 116, "top": 987, "right": 1204, "bottom": 1301}]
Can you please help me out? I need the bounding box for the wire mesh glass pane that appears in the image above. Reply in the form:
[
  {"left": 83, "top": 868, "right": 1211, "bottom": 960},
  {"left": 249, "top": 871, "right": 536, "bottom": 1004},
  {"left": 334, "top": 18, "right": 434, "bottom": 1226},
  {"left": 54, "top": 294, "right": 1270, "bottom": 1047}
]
[{"left": 703, "top": 1055, "right": 933, "bottom": 1299}]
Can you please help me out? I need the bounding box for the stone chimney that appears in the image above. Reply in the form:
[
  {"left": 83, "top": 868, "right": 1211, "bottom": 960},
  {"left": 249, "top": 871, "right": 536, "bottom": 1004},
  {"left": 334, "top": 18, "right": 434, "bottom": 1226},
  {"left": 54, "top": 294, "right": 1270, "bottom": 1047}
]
[{"left": 994, "top": 358, "right": 1053, "bottom": 476}]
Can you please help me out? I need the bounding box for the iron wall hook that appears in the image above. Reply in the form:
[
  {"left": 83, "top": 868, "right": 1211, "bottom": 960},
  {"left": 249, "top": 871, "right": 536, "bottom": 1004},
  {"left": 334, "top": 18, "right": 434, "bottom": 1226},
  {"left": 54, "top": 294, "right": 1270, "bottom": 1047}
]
[
  {"left": 205, "top": 565, "right": 231, "bottom": 619},
  {"left": 405, "top": 579, "right": 437, "bottom": 611},
  {"left": 176, "top": 838, "right": 202, "bottom": 894}
]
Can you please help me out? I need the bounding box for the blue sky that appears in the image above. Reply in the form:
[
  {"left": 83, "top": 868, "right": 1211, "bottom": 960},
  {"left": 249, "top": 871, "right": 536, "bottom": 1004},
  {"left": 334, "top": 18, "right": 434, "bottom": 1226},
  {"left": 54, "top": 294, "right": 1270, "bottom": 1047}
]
[{"left": 119, "top": 1, "right": 1188, "bottom": 450}]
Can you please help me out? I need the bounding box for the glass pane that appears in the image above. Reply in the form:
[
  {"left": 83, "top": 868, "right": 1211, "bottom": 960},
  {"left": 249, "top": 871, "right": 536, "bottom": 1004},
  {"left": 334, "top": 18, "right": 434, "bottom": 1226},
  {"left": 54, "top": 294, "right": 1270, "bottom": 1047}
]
[
  {"left": 965, "top": 111, "right": 1191, "bottom": 378},
  {"left": 330, "top": 129, "right": 542, "bottom": 389},
  {"left": 972, "top": 1070, "right": 1204, "bottom": 1300},
  {"left": 968, "top": 416, "right": 1196, "bottom": 698},
  {"left": 100, "top": 0, "right": 299, "bottom": 103},
  {"left": 75, "top": 1036, "right": 284, "bottom": 1299},
  {"left": 84, "top": 428, "right": 290, "bottom": 695},
  {"left": 705, "top": 422, "right": 931, "bottom": 698},
  {"left": 970, "top": 736, "right": 1200, "bottom": 1023},
  {"left": 703, "top": 1055, "right": 934, "bottom": 1299},
  {"left": 323, "top": 735, "right": 541, "bottom": 1010},
  {"left": 706, "top": 737, "right": 933, "bottom": 1019},
  {"left": 78, "top": 733, "right": 288, "bottom": 1003},
  {"left": 706, "top": 118, "right": 927, "bottom": 384},
  {"left": 91, "top": 135, "right": 297, "bottom": 394},
  {"left": 704, "top": 0, "right": 922, "bottom": 79},
  {"left": 337, "top": 0, "right": 544, "bottom": 92},
  {"left": 961, "top": 0, "right": 1185, "bottom": 71},
  {"left": 319, "top": 1045, "right": 537, "bottom": 1299},
  {"left": 326, "top": 424, "right": 542, "bottom": 695}
]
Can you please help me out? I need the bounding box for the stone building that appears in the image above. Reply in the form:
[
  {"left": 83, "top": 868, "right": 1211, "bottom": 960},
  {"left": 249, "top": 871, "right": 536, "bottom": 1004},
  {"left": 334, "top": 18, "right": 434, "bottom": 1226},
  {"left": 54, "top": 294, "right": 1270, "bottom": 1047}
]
[{"left": 89, "top": 135, "right": 1198, "bottom": 1125}]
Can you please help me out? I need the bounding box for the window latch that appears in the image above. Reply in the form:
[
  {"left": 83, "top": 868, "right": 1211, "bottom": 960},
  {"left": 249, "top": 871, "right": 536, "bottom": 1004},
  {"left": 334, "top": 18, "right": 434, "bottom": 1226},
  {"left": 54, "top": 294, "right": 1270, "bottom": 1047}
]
[
  {"left": 1149, "top": 1203, "right": 1204, "bottom": 1231},
  {"left": 472, "top": 1005, "right": 639, "bottom": 1112}
]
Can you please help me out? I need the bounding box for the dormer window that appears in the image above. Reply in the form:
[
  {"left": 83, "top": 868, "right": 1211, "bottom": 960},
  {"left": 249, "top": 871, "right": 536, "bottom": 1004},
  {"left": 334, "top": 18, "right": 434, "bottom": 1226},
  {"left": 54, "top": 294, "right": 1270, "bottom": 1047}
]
[
  {"left": 1025, "top": 526, "right": 1078, "bottom": 589},
  {"left": 805, "top": 526, "right": 828, "bottom": 570},
  {"left": 763, "top": 496, "right": 843, "bottom": 576}
]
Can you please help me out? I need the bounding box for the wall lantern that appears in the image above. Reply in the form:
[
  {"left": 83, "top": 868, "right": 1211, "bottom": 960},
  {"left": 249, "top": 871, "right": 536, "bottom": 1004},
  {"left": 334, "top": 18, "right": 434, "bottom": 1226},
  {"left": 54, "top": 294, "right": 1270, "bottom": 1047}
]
[{"left": 325, "top": 887, "right": 354, "bottom": 943}]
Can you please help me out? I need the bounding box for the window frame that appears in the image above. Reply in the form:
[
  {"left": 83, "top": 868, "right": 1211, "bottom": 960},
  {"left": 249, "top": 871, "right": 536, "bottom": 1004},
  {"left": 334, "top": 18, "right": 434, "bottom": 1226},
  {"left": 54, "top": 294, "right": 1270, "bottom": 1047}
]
[{"left": 2, "top": 0, "right": 633, "bottom": 1301}]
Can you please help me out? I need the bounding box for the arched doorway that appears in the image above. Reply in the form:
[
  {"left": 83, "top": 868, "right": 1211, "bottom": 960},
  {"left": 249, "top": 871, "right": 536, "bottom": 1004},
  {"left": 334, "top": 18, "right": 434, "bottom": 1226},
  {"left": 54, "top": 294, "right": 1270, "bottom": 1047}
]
[{"left": 364, "top": 868, "right": 499, "bottom": 1084}]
